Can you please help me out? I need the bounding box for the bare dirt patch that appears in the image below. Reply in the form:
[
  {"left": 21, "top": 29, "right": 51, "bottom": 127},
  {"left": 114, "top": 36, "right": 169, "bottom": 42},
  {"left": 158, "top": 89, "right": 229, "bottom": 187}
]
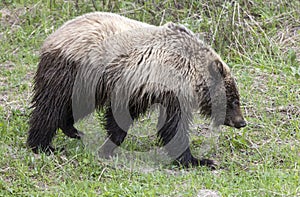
[
  {"left": 275, "top": 26, "right": 300, "bottom": 63},
  {"left": 0, "top": 7, "right": 26, "bottom": 28}
]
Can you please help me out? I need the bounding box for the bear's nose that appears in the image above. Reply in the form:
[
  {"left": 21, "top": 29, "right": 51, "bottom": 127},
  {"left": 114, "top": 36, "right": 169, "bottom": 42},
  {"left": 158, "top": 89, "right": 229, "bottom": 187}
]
[{"left": 234, "top": 120, "right": 247, "bottom": 129}]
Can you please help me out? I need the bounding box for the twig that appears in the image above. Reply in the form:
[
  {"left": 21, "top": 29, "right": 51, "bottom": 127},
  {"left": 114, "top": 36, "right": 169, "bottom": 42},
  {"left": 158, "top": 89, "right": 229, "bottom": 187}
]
[
  {"left": 75, "top": 0, "right": 79, "bottom": 11},
  {"left": 97, "top": 167, "right": 107, "bottom": 181},
  {"left": 211, "top": 0, "right": 227, "bottom": 46},
  {"left": 91, "top": 0, "right": 98, "bottom": 11},
  {"left": 159, "top": 9, "right": 165, "bottom": 26}
]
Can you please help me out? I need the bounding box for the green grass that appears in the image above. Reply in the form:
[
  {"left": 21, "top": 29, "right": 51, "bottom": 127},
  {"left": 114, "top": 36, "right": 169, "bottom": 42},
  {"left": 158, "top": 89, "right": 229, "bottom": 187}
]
[{"left": 0, "top": 0, "right": 299, "bottom": 196}]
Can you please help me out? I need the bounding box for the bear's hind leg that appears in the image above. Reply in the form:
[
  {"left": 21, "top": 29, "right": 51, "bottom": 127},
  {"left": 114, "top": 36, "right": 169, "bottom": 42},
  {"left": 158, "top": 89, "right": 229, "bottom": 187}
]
[
  {"left": 27, "top": 108, "right": 58, "bottom": 154},
  {"left": 59, "top": 107, "right": 84, "bottom": 139},
  {"left": 27, "top": 128, "right": 56, "bottom": 154}
]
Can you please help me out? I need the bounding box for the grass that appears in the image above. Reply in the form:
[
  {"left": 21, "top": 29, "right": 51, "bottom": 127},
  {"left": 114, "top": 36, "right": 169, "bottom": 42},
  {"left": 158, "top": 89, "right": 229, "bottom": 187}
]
[{"left": 0, "top": 0, "right": 299, "bottom": 196}]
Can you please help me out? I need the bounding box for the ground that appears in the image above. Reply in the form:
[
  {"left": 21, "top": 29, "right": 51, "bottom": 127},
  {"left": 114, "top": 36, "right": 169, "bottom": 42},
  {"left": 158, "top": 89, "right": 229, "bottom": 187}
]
[{"left": 0, "top": 0, "right": 299, "bottom": 196}]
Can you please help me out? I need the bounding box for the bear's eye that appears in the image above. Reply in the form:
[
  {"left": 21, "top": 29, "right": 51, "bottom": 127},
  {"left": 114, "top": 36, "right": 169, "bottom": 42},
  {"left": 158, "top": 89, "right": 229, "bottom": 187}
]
[{"left": 232, "top": 99, "right": 240, "bottom": 106}]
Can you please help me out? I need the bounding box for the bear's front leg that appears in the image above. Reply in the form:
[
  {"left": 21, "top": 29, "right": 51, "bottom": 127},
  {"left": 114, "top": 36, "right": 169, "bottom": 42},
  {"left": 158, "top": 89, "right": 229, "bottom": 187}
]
[
  {"left": 157, "top": 100, "right": 216, "bottom": 169},
  {"left": 176, "top": 147, "right": 216, "bottom": 169},
  {"left": 99, "top": 100, "right": 149, "bottom": 158},
  {"left": 99, "top": 106, "right": 128, "bottom": 158}
]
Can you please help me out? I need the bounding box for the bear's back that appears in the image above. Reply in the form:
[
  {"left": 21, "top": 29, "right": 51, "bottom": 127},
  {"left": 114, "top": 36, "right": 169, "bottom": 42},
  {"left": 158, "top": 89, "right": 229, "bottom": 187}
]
[{"left": 41, "top": 12, "right": 154, "bottom": 62}]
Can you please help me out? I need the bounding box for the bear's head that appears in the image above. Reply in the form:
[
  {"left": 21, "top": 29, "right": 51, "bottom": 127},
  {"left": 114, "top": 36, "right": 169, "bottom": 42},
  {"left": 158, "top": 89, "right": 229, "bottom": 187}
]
[{"left": 207, "top": 59, "right": 247, "bottom": 129}]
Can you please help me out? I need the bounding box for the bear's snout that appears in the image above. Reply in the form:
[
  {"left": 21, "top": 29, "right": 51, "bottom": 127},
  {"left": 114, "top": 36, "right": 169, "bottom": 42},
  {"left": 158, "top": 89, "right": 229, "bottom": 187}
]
[
  {"left": 224, "top": 116, "right": 247, "bottom": 129},
  {"left": 232, "top": 116, "right": 247, "bottom": 129}
]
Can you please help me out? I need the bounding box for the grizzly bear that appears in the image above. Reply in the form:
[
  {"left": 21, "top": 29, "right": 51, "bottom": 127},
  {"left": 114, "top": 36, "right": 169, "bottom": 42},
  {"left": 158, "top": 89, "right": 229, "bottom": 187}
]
[{"left": 27, "top": 12, "right": 246, "bottom": 168}]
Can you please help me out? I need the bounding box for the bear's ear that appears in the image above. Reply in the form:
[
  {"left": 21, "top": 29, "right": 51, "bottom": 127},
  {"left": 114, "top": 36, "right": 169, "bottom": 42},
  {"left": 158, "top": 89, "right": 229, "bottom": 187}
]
[
  {"left": 208, "top": 59, "right": 226, "bottom": 79},
  {"left": 164, "top": 22, "right": 176, "bottom": 29},
  {"left": 164, "top": 22, "right": 193, "bottom": 36}
]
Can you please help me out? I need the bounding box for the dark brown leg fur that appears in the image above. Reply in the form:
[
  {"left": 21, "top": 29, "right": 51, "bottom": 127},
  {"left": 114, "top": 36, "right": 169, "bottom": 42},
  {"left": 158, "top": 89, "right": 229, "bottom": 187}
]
[
  {"left": 99, "top": 106, "right": 128, "bottom": 158},
  {"left": 27, "top": 52, "right": 81, "bottom": 154},
  {"left": 99, "top": 99, "right": 149, "bottom": 158},
  {"left": 155, "top": 93, "right": 216, "bottom": 169},
  {"left": 27, "top": 104, "right": 58, "bottom": 154},
  {"left": 99, "top": 93, "right": 216, "bottom": 168},
  {"left": 59, "top": 105, "right": 84, "bottom": 139}
]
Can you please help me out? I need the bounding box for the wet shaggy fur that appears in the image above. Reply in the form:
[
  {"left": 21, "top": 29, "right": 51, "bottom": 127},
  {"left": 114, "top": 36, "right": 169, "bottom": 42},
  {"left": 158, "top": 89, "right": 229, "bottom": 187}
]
[{"left": 28, "top": 12, "right": 246, "bottom": 168}]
